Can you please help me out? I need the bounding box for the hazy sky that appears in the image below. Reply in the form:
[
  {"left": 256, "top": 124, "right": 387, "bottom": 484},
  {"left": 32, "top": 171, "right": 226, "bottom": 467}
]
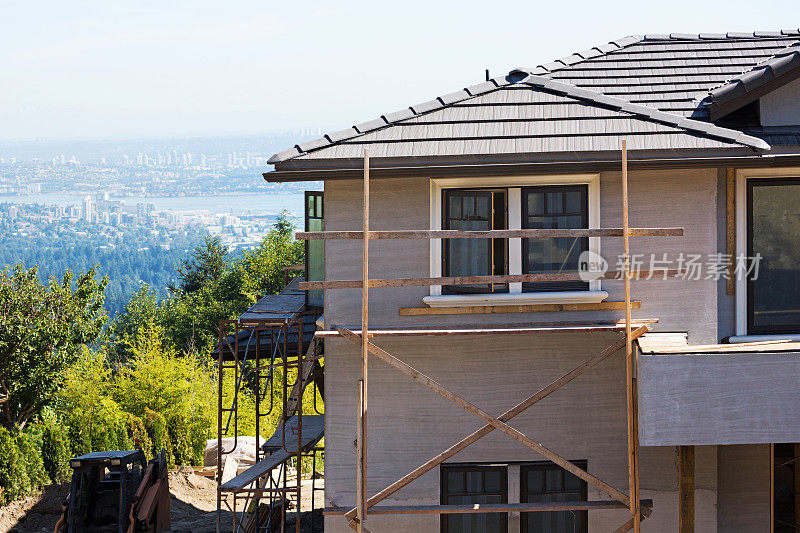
[{"left": 2, "top": 0, "right": 798, "bottom": 141}]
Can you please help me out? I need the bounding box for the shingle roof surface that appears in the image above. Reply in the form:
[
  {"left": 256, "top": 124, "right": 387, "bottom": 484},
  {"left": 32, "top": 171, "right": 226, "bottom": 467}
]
[{"left": 270, "top": 31, "right": 800, "bottom": 165}]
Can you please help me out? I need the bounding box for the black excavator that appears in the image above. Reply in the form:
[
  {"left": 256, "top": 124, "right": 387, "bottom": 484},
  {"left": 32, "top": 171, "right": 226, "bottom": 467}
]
[{"left": 54, "top": 449, "right": 170, "bottom": 533}]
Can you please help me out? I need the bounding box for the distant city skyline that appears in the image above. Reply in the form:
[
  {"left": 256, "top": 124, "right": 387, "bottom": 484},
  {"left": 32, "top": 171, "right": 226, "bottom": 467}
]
[{"left": 2, "top": 0, "right": 798, "bottom": 141}]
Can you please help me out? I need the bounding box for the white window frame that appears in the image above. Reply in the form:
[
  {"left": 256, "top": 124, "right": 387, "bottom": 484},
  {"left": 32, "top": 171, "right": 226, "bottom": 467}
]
[
  {"left": 734, "top": 167, "right": 800, "bottom": 338},
  {"left": 426, "top": 174, "right": 606, "bottom": 307}
]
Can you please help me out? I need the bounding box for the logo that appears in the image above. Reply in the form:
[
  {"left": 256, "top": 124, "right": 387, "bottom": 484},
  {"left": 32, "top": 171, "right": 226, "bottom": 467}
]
[{"left": 578, "top": 250, "right": 608, "bottom": 282}]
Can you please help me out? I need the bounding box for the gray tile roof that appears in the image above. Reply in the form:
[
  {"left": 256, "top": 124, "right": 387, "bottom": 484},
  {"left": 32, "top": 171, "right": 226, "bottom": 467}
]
[{"left": 270, "top": 31, "right": 800, "bottom": 165}]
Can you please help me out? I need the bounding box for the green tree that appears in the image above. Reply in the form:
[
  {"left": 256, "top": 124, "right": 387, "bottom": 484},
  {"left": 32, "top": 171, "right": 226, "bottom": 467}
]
[
  {"left": 0, "top": 264, "right": 107, "bottom": 430},
  {"left": 237, "top": 210, "right": 304, "bottom": 300},
  {"left": 172, "top": 235, "right": 229, "bottom": 294}
]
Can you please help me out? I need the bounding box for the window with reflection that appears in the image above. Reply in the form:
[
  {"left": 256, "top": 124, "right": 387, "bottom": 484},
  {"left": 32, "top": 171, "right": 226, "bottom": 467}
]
[
  {"left": 747, "top": 178, "right": 800, "bottom": 333},
  {"left": 521, "top": 462, "right": 587, "bottom": 533},
  {"left": 441, "top": 465, "right": 507, "bottom": 533},
  {"left": 522, "top": 185, "right": 588, "bottom": 292},
  {"left": 442, "top": 189, "right": 507, "bottom": 294}
]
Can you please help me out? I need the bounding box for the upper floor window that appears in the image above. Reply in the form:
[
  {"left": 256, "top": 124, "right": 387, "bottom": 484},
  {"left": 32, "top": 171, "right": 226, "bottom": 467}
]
[
  {"left": 522, "top": 186, "right": 589, "bottom": 292},
  {"left": 443, "top": 189, "right": 507, "bottom": 294},
  {"left": 747, "top": 178, "right": 800, "bottom": 333},
  {"left": 442, "top": 186, "right": 589, "bottom": 294}
]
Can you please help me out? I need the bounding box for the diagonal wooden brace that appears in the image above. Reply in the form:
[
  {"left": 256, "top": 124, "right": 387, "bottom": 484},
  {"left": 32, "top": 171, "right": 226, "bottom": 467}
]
[
  {"left": 340, "top": 324, "right": 649, "bottom": 523},
  {"left": 338, "top": 327, "right": 632, "bottom": 507}
]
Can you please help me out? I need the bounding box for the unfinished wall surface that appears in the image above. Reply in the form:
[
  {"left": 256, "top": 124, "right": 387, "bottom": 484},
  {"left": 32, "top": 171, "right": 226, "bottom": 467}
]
[
  {"left": 323, "top": 335, "right": 717, "bottom": 532},
  {"left": 321, "top": 167, "right": 722, "bottom": 531},
  {"left": 323, "top": 167, "right": 719, "bottom": 342},
  {"left": 639, "top": 351, "right": 800, "bottom": 446},
  {"left": 717, "top": 444, "right": 770, "bottom": 532}
]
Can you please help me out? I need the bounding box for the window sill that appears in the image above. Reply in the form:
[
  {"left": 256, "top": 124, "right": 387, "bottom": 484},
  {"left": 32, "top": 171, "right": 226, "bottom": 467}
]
[
  {"left": 422, "top": 291, "right": 609, "bottom": 308},
  {"left": 729, "top": 334, "right": 800, "bottom": 343}
]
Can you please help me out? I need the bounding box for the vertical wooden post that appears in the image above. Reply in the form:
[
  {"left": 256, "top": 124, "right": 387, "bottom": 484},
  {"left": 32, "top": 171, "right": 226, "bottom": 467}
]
[
  {"left": 356, "top": 149, "right": 370, "bottom": 531},
  {"left": 678, "top": 445, "right": 695, "bottom": 533},
  {"left": 621, "top": 140, "right": 641, "bottom": 532},
  {"left": 356, "top": 380, "right": 365, "bottom": 532}
]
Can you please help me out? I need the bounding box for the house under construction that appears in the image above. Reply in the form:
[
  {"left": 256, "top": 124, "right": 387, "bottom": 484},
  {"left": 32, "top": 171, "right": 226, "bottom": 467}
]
[{"left": 220, "top": 31, "right": 800, "bottom": 533}]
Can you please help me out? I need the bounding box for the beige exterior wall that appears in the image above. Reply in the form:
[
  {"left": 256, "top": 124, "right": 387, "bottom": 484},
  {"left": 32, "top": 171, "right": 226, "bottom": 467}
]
[
  {"left": 321, "top": 168, "right": 727, "bottom": 530},
  {"left": 323, "top": 168, "right": 719, "bottom": 342}
]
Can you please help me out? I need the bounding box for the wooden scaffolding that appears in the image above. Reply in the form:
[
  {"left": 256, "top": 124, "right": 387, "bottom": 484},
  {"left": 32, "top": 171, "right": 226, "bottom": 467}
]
[{"left": 296, "top": 142, "right": 683, "bottom": 532}]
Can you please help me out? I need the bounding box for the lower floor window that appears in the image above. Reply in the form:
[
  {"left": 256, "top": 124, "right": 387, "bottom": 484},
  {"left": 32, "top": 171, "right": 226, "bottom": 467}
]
[
  {"left": 521, "top": 462, "right": 587, "bottom": 533},
  {"left": 441, "top": 465, "right": 507, "bottom": 533}
]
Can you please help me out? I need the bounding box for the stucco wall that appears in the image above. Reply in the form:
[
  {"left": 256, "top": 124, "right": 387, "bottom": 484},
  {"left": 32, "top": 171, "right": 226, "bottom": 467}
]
[
  {"left": 321, "top": 168, "right": 722, "bottom": 530},
  {"left": 323, "top": 334, "right": 718, "bottom": 532},
  {"left": 323, "top": 168, "right": 719, "bottom": 342}
]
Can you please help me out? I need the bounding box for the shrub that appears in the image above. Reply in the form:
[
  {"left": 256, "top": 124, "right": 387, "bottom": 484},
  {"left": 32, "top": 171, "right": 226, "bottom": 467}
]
[
  {"left": 143, "top": 409, "right": 173, "bottom": 467},
  {"left": 41, "top": 422, "right": 70, "bottom": 483},
  {"left": 126, "top": 414, "right": 152, "bottom": 460},
  {"left": 0, "top": 427, "right": 47, "bottom": 504}
]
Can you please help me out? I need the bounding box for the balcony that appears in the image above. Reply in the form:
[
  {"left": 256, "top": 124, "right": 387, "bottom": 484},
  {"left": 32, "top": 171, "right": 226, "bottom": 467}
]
[{"left": 637, "top": 334, "right": 800, "bottom": 446}]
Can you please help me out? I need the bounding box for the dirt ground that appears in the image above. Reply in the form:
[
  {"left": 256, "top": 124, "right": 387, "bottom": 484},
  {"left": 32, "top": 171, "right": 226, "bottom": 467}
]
[{"left": 0, "top": 471, "right": 324, "bottom": 533}]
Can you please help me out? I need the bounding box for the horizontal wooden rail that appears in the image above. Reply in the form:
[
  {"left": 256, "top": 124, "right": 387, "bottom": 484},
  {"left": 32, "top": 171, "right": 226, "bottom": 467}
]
[
  {"left": 399, "top": 300, "right": 641, "bottom": 315},
  {"left": 316, "top": 321, "right": 655, "bottom": 338},
  {"left": 295, "top": 228, "right": 683, "bottom": 240},
  {"left": 300, "top": 270, "right": 682, "bottom": 290},
  {"left": 326, "top": 499, "right": 653, "bottom": 515}
]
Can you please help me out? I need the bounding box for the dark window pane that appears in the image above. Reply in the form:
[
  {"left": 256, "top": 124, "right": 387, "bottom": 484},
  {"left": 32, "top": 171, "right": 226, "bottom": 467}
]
[
  {"left": 466, "top": 471, "right": 483, "bottom": 493},
  {"left": 748, "top": 179, "right": 800, "bottom": 333},
  {"left": 527, "top": 469, "right": 544, "bottom": 492},
  {"left": 448, "top": 471, "right": 463, "bottom": 494},
  {"left": 528, "top": 192, "right": 544, "bottom": 214},
  {"left": 546, "top": 192, "right": 563, "bottom": 213},
  {"left": 564, "top": 471, "right": 582, "bottom": 491},
  {"left": 522, "top": 185, "right": 589, "bottom": 292},
  {"left": 485, "top": 470, "right": 501, "bottom": 493},
  {"left": 565, "top": 190, "right": 582, "bottom": 212},
  {"left": 546, "top": 469, "right": 563, "bottom": 491}
]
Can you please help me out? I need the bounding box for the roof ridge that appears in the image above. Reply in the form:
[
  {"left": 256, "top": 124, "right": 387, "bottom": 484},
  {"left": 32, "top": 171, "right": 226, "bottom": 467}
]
[
  {"left": 514, "top": 35, "right": 644, "bottom": 77},
  {"left": 703, "top": 40, "right": 800, "bottom": 106},
  {"left": 514, "top": 73, "right": 770, "bottom": 151},
  {"left": 642, "top": 31, "right": 800, "bottom": 41},
  {"left": 269, "top": 35, "right": 649, "bottom": 163}
]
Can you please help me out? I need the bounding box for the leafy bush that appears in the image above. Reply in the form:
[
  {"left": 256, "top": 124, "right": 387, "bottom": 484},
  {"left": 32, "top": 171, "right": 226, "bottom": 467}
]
[
  {"left": 125, "top": 414, "right": 152, "bottom": 460},
  {"left": 41, "top": 421, "right": 70, "bottom": 483},
  {"left": 0, "top": 427, "right": 48, "bottom": 504}
]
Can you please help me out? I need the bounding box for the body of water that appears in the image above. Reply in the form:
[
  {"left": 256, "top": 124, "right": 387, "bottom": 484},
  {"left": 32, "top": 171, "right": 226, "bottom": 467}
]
[{"left": 0, "top": 192, "right": 306, "bottom": 216}]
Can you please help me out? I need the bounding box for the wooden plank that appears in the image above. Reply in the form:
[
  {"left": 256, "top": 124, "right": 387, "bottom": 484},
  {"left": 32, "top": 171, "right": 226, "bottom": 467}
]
[
  {"left": 338, "top": 327, "right": 631, "bottom": 507},
  {"left": 295, "top": 228, "right": 684, "bottom": 240},
  {"left": 639, "top": 339, "right": 800, "bottom": 354},
  {"left": 300, "top": 269, "right": 682, "bottom": 290},
  {"left": 726, "top": 168, "right": 736, "bottom": 295},
  {"left": 679, "top": 445, "right": 695, "bottom": 533},
  {"left": 357, "top": 149, "right": 369, "bottom": 533},
  {"left": 327, "top": 499, "right": 653, "bottom": 515},
  {"left": 356, "top": 380, "right": 365, "bottom": 532},
  {"left": 316, "top": 322, "right": 656, "bottom": 338},
  {"left": 621, "top": 140, "right": 641, "bottom": 533},
  {"left": 341, "top": 325, "right": 650, "bottom": 523},
  {"left": 399, "top": 300, "right": 642, "bottom": 316}
]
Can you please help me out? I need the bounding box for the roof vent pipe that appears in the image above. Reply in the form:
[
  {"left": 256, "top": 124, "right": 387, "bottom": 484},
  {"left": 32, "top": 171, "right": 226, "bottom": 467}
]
[{"left": 485, "top": 69, "right": 490, "bottom": 81}]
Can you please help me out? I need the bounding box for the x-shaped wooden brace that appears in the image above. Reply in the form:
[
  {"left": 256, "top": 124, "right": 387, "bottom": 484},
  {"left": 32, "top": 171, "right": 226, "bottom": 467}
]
[{"left": 339, "top": 324, "right": 650, "bottom": 531}]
